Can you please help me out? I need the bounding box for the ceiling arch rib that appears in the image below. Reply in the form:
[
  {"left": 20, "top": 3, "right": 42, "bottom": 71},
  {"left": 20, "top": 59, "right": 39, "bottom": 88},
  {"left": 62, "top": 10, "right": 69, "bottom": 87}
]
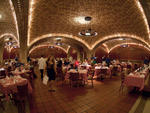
[
  {"left": 28, "top": 33, "right": 150, "bottom": 52},
  {"left": 109, "top": 42, "right": 150, "bottom": 53},
  {"left": 101, "top": 37, "right": 149, "bottom": 52},
  {"left": 0, "top": 0, "right": 19, "bottom": 45},
  {"left": 102, "top": 44, "right": 109, "bottom": 53},
  {"left": 0, "top": 33, "right": 18, "bottom": 45},
  {"left": 29, "top": 41, "right": 70, "bottom": 53},
  {"left": 28, "top": 0, "right": 35, "bottom": 46},
  {"left": 29, "top": 44, "right": 69, "bottom": 55},
  {"left": 28, "top": 0, "right": 149, "bottom": 51},
  {"left": 95, "top": 44, "right": 109, "bottom": 54},
  {"left": 92, "top": 33, "right": 150, "bottom": 50},
  {"left": 139, "top": 0, "right": 150, "bottom": 27},
  {"left": 28, "top": 34, "right": 90, "bottom": 52},
  {"left": 136, "top": 0, "right": 150, "bottom": 39},
  {"left": 8, "top": 0, "right": 19, "bottom": 44}
]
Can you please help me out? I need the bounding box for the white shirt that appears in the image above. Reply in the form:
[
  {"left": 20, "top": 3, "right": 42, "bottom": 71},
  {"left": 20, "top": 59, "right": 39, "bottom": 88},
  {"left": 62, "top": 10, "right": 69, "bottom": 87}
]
[
  {"left": 38, "top": 57, "right": 46, "bottom": 69},
  {"left": 69, "top": 57, "right": 73, "bottom": 62}
]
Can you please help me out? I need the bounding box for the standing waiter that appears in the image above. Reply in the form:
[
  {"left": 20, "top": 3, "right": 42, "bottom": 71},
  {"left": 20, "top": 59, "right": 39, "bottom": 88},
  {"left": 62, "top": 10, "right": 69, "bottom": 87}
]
[{"left": 38, "top": 55, "right": 46, "bottom": 80}]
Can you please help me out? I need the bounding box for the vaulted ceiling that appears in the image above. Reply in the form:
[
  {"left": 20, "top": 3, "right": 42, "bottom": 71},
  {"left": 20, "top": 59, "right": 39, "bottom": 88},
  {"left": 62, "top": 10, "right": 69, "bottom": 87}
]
[
  {"left": 0, "top": 0, "right": 150, "bottom": 53},
  {"left": 0, "top": 0, "right": 18, "bottom": 41}
]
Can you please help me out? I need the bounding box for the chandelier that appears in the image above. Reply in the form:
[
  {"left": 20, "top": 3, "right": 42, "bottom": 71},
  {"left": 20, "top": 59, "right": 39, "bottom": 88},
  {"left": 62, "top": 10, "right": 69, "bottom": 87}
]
[
  {"left": 120, "top": 44, "right": 129, "bottom": 48},
  {"left": 78, "top": 16, "right": 97, "bottom": 37},
  {"left": 55, "top": 42, "right": 62, "bottom": 46},
  {"left": 4, "top": 37, "right": 17, "bottom": 52},
  {"left": 79, "top": 28, "right": 97, "bottom": 36},
  {"left": 55, "top": 38, "right": 62, "bottom": 46}
]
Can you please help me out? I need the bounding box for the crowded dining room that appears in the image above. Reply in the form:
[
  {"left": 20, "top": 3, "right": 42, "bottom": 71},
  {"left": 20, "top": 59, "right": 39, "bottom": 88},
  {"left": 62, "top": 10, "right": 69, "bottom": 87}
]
[{"left": 1, "top": 0, "right": 150, "bottom": 113}]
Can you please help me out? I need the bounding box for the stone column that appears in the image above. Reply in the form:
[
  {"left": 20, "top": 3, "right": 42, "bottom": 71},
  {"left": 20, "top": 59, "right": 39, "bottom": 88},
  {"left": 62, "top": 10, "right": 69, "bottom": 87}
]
[
  {"left": 18, "top": 14, "right": 28, "bottom": 64},
  {"left": 67, "top": 53, "right": 70, "bottom": 59},
  {"left": 86, "top": 50, "right": 95, "bottom": 59},
  {"left": 0, "top": 40, "right": 4, "bottom": 64},
  {"left": 76, "top": 49, "right": 85, "bottom": 62},
  {"left": 77, "top": 51, "right": 80, "bottom": 62},
  {"left": 80, "top": 51, "right": 85, "bottom": 62},
  {"left": 12, "top": 0, "right": 29, "bottom": 64},
  {"left": 19, "top": 44, "right": 27, "bottom": 63}
]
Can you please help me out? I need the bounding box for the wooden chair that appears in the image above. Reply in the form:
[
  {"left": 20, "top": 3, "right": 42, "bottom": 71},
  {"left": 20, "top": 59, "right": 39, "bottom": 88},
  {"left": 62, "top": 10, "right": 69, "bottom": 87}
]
[
  {"left": 81, "top": 66, "right": 87, "bottom": 70},
  {"left": 88, "top": 69, "right": 95, "bottom": 87},
  {"left": 0, "top": 70, "right": 6, "bottom": 79},
  {"left": 97, "top": 68, "right": 108, "bottom": 80},
  {"left": 127, "top": 64, "right": 132, "bottom": 74},
  {"left": 69, "top": 72, "right": 80, "bottom": 87},
  {"left": 13, "top": 84, "right": 28, "bottom": 113},
  {"left": 134, "top": 64, "right": 138, "bottom": 70},
  {"left": 0, "top": 94, "right": 5, "bottom": 110},
  {"left": 101, "top": 68, "right": 108, "bottom": 78},
  {"left": 56, "top": 67, "right": 64, "bottom": 86},
  {"left": 78, "top": 72, "right": 85, "bottom": 87},
  {"left": 119, "top": 72, "right": 125, "bottom": 92},
  {"left": 111, "top": 66, "right": 118, "bottom": 76}
]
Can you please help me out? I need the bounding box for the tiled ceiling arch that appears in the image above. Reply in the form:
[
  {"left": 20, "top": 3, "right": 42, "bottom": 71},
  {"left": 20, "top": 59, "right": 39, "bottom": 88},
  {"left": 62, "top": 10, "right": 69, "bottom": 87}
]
[
  {"left": 28, "top": 36, "right": 90, "bottom": 53},
  {"left": 101, "top": 37, "right": 150, "bottom": 51},
  {"left": 28, "top": 0, "right": 149, "bottom": 49},
  {"left": 0, "top": 0, "right": 18, "bottom": 41},
  {"left": 109, "top": 43, "right": 150, "bottom": 53},
  {"left": 29, "top": 44, "right": 69, "bottom": 55}
]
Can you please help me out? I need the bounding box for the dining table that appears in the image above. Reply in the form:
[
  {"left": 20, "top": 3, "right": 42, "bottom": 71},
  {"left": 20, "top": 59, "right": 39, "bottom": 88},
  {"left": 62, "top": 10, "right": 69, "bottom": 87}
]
[
  {"left": 79, "top": 64, "right": 91, "bottom": 70},
  {"left": 11, "top": 69, "right": 31, "bottom": 76},
  {"left": 0, "top": 76, "right": 32, "bottom": 101},
  {"left": 94, "top": 66, "right": 111, "bottom": 77},
  {"left": 123, "top": 68, "right": 149, "bottom": 91},
  {"left": 65, "top": 69, "right": 88, "bottom": 82}
]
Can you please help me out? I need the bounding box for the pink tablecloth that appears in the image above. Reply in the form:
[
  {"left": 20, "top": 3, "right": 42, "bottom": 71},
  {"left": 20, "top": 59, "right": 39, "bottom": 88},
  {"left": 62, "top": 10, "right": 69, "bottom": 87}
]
[
  {"left": 124, "top": 71, "right": 148, "bottom": 91},
  {"left": 11, "top": 70, "right": 31, "bottom": 76},
  {"left": 0, "top": 76, "right": 32, "bottom": 100},
  {"left": 65, "top": 69, "right": 88, "bottom": 81},
  {"left": 94, "top": 67, "right": 111, "bottom": 77},
  {"left": 79, "top": 65, "right": 91, "bottom": 70}
]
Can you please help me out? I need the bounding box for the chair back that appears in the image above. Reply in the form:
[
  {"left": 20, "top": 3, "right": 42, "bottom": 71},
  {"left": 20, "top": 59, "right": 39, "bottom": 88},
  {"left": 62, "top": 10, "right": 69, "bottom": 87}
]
[
  {"left": 0, "top": 96, "right": 5, "bottom": 110},
  {"left": 120, "top": 72, "right": 125, "bottom": 83},
  {"left": 120, "top": 65, "right": 124, "bottom": 71},
  {"left": 69, "top": 72, "right": 79, "bottom": 81},
  {"left": 57, "top": 67, "right": 62, "bottom": 73},
  {"left": 17, "top": 83, "right": 28, "bottom": 98},
  {"left": 0, "top": 70, "right": 6, "bottom": 79},
  {"left": 88, "top": 69, "right": 95, "bottom": 77},
  {"left": 134, "top": 64, "right": 138, "bottom": 70},
  {"left": 83, "top": 66, "right": 87, "bottom": 69},
  {"left": 100, "top": 69, "right": 107, "bottom": 74},
  {"left": 111, "top": 66, "right": 118, "bottom": 76},
  {"left": 8, "top": 72, "right": 13, "bottom": 77},
  {"left": 0, "top": 70, "right": 6, "bottom": 75},
  {"left": 112, "top": 66, "right": 118, "bottom": 71},
  {"left": 57, "top": 67, "right": 63, "bottom": 76},
  {"left": 127, "top": 64, "right": 131, "bottom": 69}
]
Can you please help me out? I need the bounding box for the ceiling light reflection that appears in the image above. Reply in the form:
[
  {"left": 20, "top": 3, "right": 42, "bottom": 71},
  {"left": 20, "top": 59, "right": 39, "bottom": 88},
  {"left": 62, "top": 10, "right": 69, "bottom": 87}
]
[
  {"left": 0, "top": 14, "right": 2, "bottom": 19},
  {"left": 74, "top": 16, "right": 91, "bottom": 24}
]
